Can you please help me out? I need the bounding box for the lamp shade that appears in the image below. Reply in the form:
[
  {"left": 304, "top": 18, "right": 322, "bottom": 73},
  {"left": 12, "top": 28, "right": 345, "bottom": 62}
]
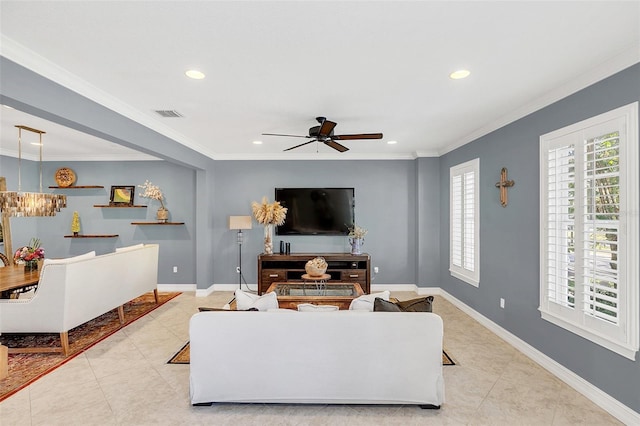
[{"left": 229, "top": 215, "right": 252, "bottom": 230}]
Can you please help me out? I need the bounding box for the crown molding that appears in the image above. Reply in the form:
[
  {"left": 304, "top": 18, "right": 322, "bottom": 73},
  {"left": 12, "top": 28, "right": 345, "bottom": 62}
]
[
  {"left": 212, "top": 152, "right": 418, "bottom": 161},
  {"left": 414, "top": 150, "right": 440, "bottom": 158},
  {"left": 0, "top": 149, "right": 159, "bottom": 162},
  {"left": 438, "top": 44, "right": 640, "bottom": 156}
]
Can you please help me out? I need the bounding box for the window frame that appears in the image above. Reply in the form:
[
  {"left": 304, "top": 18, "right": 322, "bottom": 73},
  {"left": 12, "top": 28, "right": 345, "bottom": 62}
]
[
  {"left": 449, "top": 158, "right": 480, "bottom": 287},
  {"left": 539, "top": 102, "right": 639, "bottom": 360}
]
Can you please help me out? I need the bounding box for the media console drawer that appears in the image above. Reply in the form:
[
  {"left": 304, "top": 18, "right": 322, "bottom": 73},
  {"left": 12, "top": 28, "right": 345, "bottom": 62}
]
[
  {"left": 342, "top": 270, "right": 366, "bottom": 282},
  {"left": 261, "top": 270, "right": 286, "bottom": 285},
  {"left": 257, "top": 253, "right": 371, "bottom": 295}
]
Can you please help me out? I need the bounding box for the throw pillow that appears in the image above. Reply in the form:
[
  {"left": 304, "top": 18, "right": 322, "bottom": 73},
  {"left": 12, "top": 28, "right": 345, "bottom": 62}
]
[
  {"left": 373, "top": 298, "right": 402, "bottom": 312},
  {"left": 297, "top": 303, "right": 339, "bottom": 312},
  {"left": 398, "top": 296, "right": 434, "bottom": 312},
  {"left": 235, "top": 289, "right": 279, "bottom": 311},
  {"left": 348, "top": 290, "right": 391, "bottom": 311},
  {"left": 373, "top": 296, "right": 434, "bottom": 312}
]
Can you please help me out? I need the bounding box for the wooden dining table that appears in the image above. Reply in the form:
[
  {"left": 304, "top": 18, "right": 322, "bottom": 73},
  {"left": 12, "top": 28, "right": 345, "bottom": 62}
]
[{"left": 0, "top": 264, "right": 40, "bottom": 298}]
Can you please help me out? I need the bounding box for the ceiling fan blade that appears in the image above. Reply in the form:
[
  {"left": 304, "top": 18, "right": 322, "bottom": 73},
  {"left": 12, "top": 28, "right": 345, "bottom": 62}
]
[
  {"left": 318, "top": 120, "right": 337, "bottom": 137},
  {"left": 262, "top": 133, "right": 310, "bottom": 138},
  {"left": 325, "top": 140, "right": 349, "bottom": 152},
  {"left": 333, "top": 133, "right": 383, "bottom": 140},
  {"left": 284, "top": 140, "right": 317, "bottom": 151}
]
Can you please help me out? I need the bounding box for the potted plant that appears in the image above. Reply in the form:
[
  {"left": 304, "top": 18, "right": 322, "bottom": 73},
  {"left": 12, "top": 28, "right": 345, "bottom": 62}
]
[
  {"left": 138, "top": 180, "right": 168, "bottom": 223},
  {"left": 14, "top": 238, "right": 45, "bottom": 271},
  {"left": 251, "top": 196, "right": 287, "bottom": 254},
  {"left": 348, "top": 224, "right": 368, "bottom": 255}
]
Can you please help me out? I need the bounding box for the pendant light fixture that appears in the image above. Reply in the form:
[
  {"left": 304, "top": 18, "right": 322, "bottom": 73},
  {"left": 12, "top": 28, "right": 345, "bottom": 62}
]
[{"left": 0, "top": 125, "right": 66, "bottom": 217}]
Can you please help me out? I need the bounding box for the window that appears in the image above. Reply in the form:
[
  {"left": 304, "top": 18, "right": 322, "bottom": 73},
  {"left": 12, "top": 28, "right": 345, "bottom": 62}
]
[
  {"left": 540, "top": 102, "right": 638, "bottom": 360},
  {"left": 450, "top": 158, "right": 480, "bottom": 286}
]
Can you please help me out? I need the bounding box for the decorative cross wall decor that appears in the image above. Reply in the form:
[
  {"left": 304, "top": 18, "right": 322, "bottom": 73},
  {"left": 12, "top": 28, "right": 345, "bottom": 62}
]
[{"left": 495, "top": 167, "right": 515, "bottom": 207}]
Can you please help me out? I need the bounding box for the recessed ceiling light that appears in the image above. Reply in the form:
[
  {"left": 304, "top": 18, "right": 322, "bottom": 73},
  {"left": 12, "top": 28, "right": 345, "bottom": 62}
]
[
  {"left": 387, "top": 140, "right": 397, "bottom": 145},
  {"left": 2, "top": 104, "right": 14, "bottom": 109},
  {"left": 449, "top": 69, "right": 471, "bottom": 80},
  {"left": 185, "top": 69, "right": 205, "bottom": 80},
  {"left": 253, "top": 140, "right": 263, "bottom": 145}
]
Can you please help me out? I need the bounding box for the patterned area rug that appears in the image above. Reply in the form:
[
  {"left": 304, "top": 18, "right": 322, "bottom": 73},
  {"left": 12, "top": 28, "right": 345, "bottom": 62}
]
[
  {"left": 168, "top": 342, "right": 456, "bottom": 366},
  {"left": 0, "top": 291, "right": 180, "bottom": 402}
]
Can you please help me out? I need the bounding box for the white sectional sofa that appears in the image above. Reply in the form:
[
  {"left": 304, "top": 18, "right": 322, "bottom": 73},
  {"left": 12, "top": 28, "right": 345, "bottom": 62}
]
[
  {"left": 0, "top": 244, "right": 159, "bottom": 355},
  {"left": 189, "top": 310, "right": 445, "bottom": 407}
]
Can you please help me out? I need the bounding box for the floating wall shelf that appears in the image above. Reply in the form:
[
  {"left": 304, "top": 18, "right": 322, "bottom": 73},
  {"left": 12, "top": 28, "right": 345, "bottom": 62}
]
[
  {"left": 49, "top": 185, "right": 104, "bottom": 189},
  {"left": 64, "top": 234, "right": 119, "bottom": 238},
  {"left": 93, "top": 205, "right": 147, "bottom": 208},
  {"left": 131, "top": 222, "right": 185, "bottom": 225}
]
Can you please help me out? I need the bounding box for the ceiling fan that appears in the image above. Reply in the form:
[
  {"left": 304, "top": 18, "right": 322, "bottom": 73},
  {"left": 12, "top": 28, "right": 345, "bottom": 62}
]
[{"left": 262, "top": 117, "right": 383, "bottom": 152}]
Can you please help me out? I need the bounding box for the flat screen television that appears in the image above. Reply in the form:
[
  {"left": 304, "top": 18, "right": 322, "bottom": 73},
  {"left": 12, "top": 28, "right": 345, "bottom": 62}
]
[{"left": 275, "top": 188, "right": 355, "bottom": 235}]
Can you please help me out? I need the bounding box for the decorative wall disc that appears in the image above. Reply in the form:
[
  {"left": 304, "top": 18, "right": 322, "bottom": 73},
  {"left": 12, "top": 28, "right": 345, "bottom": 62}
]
[{"left": 54, "top": 167, "right": 76, "bottom": 187}]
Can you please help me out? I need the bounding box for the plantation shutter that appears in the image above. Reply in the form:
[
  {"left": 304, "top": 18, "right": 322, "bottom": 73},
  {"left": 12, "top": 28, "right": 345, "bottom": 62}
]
[
  {"left": 451, "top": 174, "right": 463, "bottom": 268},
  {"left": 544, "top": 130, "right": 621, "bottom": 324},
  {"left": 581, "top": 131, "right": 620, "bottom": 325},
  {"left": 540, "top": 102, "right": 638, "bottom": 360},
  {"left": 544, "top": 129, "right": 622, "bottom": 325},
  {"left": 545, "top": 143, "right": 576, "bottom": 310},
  {"left": 450, "top": 158, "right": 479, "bottom": 286},
  {"left": 463, "top": 170, "right": 476, "bottom": 272}
]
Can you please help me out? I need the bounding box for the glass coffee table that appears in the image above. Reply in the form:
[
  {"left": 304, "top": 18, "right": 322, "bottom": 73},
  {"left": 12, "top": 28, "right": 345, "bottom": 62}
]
[{"left": 266, "top": 282, "right": 364, "bottom": 310}]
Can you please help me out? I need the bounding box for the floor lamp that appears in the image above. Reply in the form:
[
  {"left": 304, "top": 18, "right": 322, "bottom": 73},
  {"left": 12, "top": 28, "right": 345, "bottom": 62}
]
[{"left": 229, "top": 215, "right": 252, "bottom": 291}]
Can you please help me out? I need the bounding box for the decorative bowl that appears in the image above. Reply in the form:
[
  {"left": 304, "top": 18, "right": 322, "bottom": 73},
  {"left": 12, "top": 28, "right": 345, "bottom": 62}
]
[{"left": 305, "top": 257, "right": 328, "bottom": 276}]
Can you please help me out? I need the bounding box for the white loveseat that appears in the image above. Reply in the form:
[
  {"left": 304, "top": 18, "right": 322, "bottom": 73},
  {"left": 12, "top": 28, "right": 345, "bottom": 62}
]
[
  {"left": 189, "top": 310, "right": 445, "bottom": 407},
  {"left": 0, "top": 244, "right": 159, "bottom": 355}
]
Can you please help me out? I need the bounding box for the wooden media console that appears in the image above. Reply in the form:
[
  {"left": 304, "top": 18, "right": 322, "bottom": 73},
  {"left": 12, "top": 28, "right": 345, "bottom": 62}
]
[{"left": 257, "top": 252, "right": 371, "bottom": 295}]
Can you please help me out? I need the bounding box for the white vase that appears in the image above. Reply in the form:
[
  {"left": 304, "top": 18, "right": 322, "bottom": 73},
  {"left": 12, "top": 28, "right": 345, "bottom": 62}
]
[
  {"left": 349, "top": 238, "right": 363, "bottom": 255},
  {"left": 264, "top": 224, "right": 273, "bottom": 254}
]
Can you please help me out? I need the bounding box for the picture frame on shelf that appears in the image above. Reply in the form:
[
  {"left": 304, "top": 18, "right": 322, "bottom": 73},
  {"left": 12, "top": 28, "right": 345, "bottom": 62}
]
[{"left": 109, "top": 186, "right": 135, "bottom": 206}]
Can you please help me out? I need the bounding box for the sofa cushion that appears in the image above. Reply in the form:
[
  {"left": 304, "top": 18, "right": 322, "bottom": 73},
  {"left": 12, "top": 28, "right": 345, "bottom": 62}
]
[
  {"left": 42, "top": 251, "right": 96, "bottom": 266},
  {"left": 297, "top": 303, "right": 339, "bottom": 312},
  {"left": 348, "top": 290, "right": 390, "bottom": 311},
  {"left": 235, "top": 289, "right": 279, "bottom": 311},
  {"left": 115, "top": 244, "right": 145, "bottom": 252},
  {"left": 374, "top": 296, "right": 434, "bottom": 312}
]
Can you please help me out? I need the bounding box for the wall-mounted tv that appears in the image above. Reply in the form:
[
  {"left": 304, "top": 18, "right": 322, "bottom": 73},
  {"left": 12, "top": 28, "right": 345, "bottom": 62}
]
[{"left": 275, "top": 188, "right": 355, "bottom": 235}]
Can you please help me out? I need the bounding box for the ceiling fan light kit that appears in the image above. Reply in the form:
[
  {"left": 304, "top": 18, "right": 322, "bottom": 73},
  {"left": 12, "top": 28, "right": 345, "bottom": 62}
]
[{"left": 263, "top": 117, "right": 383, "bottom": 152}]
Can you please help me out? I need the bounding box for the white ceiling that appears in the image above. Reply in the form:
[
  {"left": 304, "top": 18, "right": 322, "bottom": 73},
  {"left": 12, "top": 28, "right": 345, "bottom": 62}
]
[
  {"left": 0, "top": 106, "right": 159, "bottom": 161},
  {"left": 1, "top": 1, "right": 639, "bottom": 161}
]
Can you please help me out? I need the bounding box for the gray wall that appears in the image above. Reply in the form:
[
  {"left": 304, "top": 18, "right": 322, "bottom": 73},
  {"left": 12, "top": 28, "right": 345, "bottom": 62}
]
[
  {"left": 1, "top": 151, "right": 440, "bottom": 288},
  {"left": 438, "top": 63, "right": 640, "bottom": 413},
  {"left": 0, "top": 157, "right": 197, "bottom": 284},
  {"left": 211, "top": 160, "right": 427, "bottom": 287},
  {"left": 417, "top": 157, "right": 441, "bottom": 287}
]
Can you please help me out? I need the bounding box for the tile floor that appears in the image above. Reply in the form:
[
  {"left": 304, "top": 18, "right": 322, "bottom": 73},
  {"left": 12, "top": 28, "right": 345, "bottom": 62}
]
[{"left": 0, "top": 291, "right": 622, "bottom": 425}]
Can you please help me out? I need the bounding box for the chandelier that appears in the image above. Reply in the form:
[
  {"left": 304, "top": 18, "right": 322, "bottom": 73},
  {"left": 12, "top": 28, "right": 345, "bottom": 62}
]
[{"left": 0, "top": 125, "right": 66, "bottom": 217}]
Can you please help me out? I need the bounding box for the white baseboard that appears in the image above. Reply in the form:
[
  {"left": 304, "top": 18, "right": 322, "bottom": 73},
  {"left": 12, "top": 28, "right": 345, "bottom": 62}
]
[
  {"left": 371, "top": 283, "right": 418, "bottom": 292},
  {"left": 157, "top": 284, "right": 196, "bottom": 293},
  {"left": 194, "top": 288, "right": 213, "bottom": 297},
  {"left": 438, "top": 289, "right": 640, "bottom": 425},
  {"left": 194, "top": 283, "right": 260, "bottom": 297}
]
